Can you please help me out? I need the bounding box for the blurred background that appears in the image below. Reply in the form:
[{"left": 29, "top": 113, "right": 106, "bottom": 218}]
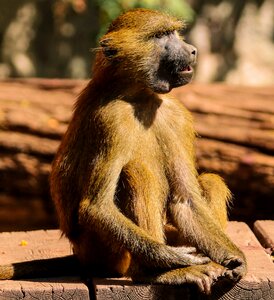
[
  {"left": 0, "top": 0, "right": 273, "bottom": 232},
  {"left": 0, "top": 0, "right": 273, "bottom": 84}
]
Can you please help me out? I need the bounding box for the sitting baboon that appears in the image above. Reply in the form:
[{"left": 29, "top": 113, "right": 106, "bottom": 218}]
[{"left": 0, "top": 9, "right": 246, "bottom": 294}]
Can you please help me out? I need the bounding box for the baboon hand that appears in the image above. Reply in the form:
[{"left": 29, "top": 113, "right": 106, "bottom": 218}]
[
  {"left": 193, "top": 262, "right": 227, "bottom": 294},
  {"left": 171, "top": 246, "right": 210, "bottom": 266},
  {"left": 222, "top": 255, "right": 247, "bottom": 281}
]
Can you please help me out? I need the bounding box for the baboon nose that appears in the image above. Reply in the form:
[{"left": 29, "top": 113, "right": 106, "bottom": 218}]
[
  {"left": 191, "top": 47, "right": 197, "bottom": 57},
  {"left": 190, "top": 46, "right": 197, "bottom": 65}
]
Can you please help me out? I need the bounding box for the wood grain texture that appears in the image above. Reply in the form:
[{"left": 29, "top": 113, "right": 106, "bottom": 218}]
[
  {"left": 0, "top": 230, "right": 89, "bottom": 300},
  {"left": 94, "top": 278, "right": 194, "bottom": 300}
]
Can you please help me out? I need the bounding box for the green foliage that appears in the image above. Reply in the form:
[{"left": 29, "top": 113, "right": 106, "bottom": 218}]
[{"left": 94, "top": 0, "right": 195, "bottom": 37}]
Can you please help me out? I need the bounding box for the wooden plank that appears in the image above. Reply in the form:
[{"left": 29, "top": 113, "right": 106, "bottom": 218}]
[
  {"left": 214, "top": 221, "right": 274, "bottom": 299},
  {"left": 0, "top": 230, "right": 90, "bottom": 300},
  {"left": 94, "top": 222, "right": 274, "bottom": 300},
  {"left": 253, "top": 220, "right": 274, "bottom": 250},
  {"left": 253, "top": 220, "right": 274, "bottom": 266},
  {"left": 94, "top": 278, "right": 196, "bottom": 300},
  {"left": 0, "top": 223, "right": 273, "bottom": 299},
  {"left": 0, "top": 278, "right": 89, "bottom": 300}
]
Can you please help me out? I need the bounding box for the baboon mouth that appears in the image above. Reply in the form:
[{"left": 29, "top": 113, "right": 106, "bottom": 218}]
[{"left": 179, "top": 65, "right": 192, "bottom": 73}]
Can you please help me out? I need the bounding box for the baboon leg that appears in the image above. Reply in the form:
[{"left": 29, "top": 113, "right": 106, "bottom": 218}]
[{"left": 198, "top": 173, "right": 232, "bottom": 230}]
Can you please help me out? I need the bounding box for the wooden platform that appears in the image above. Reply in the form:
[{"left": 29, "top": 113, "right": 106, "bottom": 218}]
[{"left": 0, "top": 221, "right": 273, "bottom": 299}]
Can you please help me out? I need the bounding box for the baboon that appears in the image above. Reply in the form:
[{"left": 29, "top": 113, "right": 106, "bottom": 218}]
[{"left": 0, "top": 9, "right": 246, "bottom": 294}]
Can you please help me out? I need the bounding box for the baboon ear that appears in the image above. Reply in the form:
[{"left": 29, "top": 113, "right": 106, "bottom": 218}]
[{"left": 100, "top": 38, "right": 118, "bottom": 58}]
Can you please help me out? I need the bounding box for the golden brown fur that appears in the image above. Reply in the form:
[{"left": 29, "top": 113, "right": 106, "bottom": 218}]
[{"left": 0, "top": 9, "right": 246, "bottom": 293}]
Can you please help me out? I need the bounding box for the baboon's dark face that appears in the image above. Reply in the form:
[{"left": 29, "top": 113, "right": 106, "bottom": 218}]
[{"left": 148, "top": 31, "right": 197, "bottom": 94}]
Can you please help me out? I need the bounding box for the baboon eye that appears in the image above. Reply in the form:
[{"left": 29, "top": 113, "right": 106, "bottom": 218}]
[
  {"left": 154, "top": 30, "right": 173, "bottom": 39},
  {"left": 103, "top": 48, "right": 118, "bottom": 58},
  {"left": 178, "top": 27, "right": 187, "bottom": 37},
  {"left": 155, "top": 32, "right": 165, "bottom": 39},
  {"left": 100, "top": 38, "right": 118, "bottom": 58}
]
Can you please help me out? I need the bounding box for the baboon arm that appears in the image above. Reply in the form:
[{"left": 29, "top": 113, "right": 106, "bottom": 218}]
[
  {"left": 78, "top": 152, "right": 209, "bottom": 269},
  {"left": 170, "top": 200, "right": 246, "bottom": 277},
  {"left": 79, "top": 199, "right": 209, "bottom": 269}
]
